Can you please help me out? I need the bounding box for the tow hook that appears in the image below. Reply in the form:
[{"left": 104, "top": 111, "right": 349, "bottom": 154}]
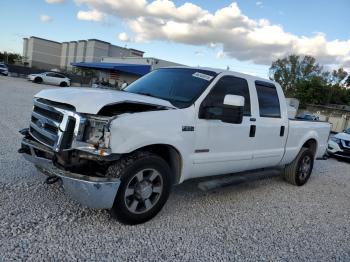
[{"left": 45, "top": 175, "right": 61, "bottom": 185}]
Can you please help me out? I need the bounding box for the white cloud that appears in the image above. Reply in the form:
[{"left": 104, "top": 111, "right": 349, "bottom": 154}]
[
  {"left": 216, "top": 50, "right": 226, "bottom": 59},
  {"left": 77, "top": 9, "right": 105, "bottom": 22},
  {"left": 40, "top": 14, "right": 52, "bottom": 22},
  {"left": 73, "top": 0, "right": 350, "bottom": 67},
  {"left": 46, "top": 0, "right": 65, "bottom": 4},
  {"left": 75, "top": 0, "right": 147, "bottom": 18},
  {"left": 118, "top": 32, "right": 130, "bottom": 42}
]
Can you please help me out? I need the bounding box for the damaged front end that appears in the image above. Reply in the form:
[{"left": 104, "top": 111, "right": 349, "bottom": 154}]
[
  {"left": 19, "top": 98, "right": 121, "bottom": 209},
  {"left": 19, "top": 92, "right": 174, "bottom": 209}
]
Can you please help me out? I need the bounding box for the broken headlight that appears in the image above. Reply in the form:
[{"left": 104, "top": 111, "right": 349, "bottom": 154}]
[{"left": 81, "top": 115, "right": 111, "bottom": 148}]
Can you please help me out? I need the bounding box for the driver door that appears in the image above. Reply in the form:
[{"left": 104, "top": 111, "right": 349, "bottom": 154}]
[{"left": 191, "top": 75, "right": 254, "bottom": 178}]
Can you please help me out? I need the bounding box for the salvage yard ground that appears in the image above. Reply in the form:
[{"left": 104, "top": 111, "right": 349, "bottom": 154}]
[{"left": 0, "top": 76, "right": 349, "bottom": 261}]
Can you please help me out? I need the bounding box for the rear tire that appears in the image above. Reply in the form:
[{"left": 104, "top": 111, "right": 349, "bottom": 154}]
[
  {"left": 283, "top": 148, "right": 314, "bottom": 186},
  {"left": 34, "top": 77, "right": 42, "bottom": 84},
  {"left": 107, "top": 151, "right": 172, "bottom": 225}
]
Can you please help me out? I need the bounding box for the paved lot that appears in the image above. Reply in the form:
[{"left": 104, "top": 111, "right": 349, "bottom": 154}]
[{"left": 0, "top": 76, "right": 349, "bottom": 261}]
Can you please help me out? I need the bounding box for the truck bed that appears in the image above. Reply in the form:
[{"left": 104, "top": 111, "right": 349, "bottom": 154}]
[{"left": 281, "top": 119, "right": 331, "bottom": 165}]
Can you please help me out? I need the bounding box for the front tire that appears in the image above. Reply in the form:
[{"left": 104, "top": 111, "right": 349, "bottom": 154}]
[
  {"left": 107, "top": 151, "right": 172, "bottom": 225},
  {"left": 59, "top": 81, "right": 68, "bottom": 87},
  {"left": 283, "top": 148, "right": 314, "bottom": 186}
]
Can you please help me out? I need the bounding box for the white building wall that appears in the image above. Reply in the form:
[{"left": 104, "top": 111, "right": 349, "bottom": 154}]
[
  {"left": 60, "top": 42, "right": 69, "bottom": 69},
  {"left": 27, "top": 38, "right": 34, "bottom": 67},
  {"left": 22, "top": 38, "right": 28, "bottom": 64},
  {"left": 28, "top": 37, "right": 61, "bottom": 69},
  {"left": 90, "top": 40, "right": 109, "bottom": 62},
  {"left": 76, "top": 40, "right": 87, "bottom": 63},
  {"left": 108, "top": 45, "right": 133, "bottom": 58},
  {"left": 85, "top": 41, "right": 95, "bottom": 63},
  {"left": 66, "top": 42, "right": 77, "bottom": 70},
  {"left": 23, "top": 36, "right": 146, "bottom": 71}
]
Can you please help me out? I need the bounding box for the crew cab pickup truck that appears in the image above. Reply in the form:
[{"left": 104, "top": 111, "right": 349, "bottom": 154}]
[{"left": 19, "top": 67, "right": 331, "bottom": 224}]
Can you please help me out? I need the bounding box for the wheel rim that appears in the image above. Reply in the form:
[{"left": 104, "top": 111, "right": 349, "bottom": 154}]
[
  {"left": 298, "top": 155, "right": 312, "bottom": 181},
  {"left": 124, "top": 168, "right": 163, "bottom": 214}
]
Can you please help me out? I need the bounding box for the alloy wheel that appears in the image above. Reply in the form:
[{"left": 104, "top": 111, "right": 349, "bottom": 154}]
[{"left": 124, "top": 168, "right": 163, "bottom": 214}]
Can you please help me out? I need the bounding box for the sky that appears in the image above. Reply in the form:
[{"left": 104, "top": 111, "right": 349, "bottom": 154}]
[{"left": 1, "top": 0, "right": 349, "bottom": 77}]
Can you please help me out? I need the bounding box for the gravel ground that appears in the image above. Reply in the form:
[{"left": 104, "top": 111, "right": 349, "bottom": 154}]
[{"left": 0, "top": 76, "right": 349, "bottom": 261}]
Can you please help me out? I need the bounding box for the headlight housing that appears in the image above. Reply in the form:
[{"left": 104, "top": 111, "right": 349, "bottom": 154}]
[{"left": 81, "top": 115, "right": 111, "bottom": 148}]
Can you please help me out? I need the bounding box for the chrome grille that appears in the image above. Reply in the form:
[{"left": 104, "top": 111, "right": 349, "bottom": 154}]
[{"left": 29, "top": 99, "right": 82, "bottom": 151}]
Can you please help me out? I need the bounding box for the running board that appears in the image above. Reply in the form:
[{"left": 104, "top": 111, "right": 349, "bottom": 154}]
[{"left": 198, "top": 170, "right": 281, "bottom": 191}]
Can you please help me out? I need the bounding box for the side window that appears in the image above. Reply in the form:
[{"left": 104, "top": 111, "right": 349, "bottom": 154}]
[
  {"left": 55, "top": 74, "right": 65, "bottom": 78},
  {"left": 46, "top": 73, "right": 55, "bottom": 77},
  {"left": 255, "top": 81, "right": 281, "bottom": 118},
  {"left": 203, "top": 76, "right": 251, "bottom": 116}
]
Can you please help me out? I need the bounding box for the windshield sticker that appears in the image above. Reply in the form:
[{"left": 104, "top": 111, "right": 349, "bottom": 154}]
[{"left": 192, "top": 72, "right": 214, "bottom": 81}]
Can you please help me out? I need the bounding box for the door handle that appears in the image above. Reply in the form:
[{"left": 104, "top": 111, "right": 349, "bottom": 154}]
[
  {"left": 249, "top": 125, "right": 256, "bottom": 137},
  {"left": 280, "top": 126, "right": 285, "bottom": 137}
]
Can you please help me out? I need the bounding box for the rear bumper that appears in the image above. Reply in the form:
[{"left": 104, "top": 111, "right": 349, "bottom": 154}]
[{"left": 20, "top": 137, "right": 120, "bottom": 209}]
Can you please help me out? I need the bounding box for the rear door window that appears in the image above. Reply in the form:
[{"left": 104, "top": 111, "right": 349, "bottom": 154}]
[
  {"left": 54, "top": 74, "right": 65, "bottom": 78},
  {"left": 255, "top": 81, "right": 281, "bottom": 118}
]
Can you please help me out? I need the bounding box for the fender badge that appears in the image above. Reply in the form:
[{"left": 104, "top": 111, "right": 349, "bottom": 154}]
[{"left": 182, "top": 126, "right": 194, "bottom": 132}]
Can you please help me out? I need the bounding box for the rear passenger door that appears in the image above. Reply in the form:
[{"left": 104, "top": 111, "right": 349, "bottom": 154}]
[
  {"left": 53, "top": 73, "right": 65, "bottom": 85},
  {"left": 251, "top": 81, "right": 288, "bottom": 168}
]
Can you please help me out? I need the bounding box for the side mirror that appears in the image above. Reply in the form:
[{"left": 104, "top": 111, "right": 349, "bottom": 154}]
[
  {"left": 223, "top": 94, "right": 245, "bottom": 107},
  {"left": 121, "top": 82, "right": 128, "bottom": 90},
  {"left": 199, "top": 95, "right": 245, "bottom": 124}
]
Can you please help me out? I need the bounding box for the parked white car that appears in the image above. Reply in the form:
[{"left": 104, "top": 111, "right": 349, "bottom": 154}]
[
  {"left": 19, "top": 67, "right": 331, "bottom": 225},
  {"left": 327, "top": 128, "right": 350, "bottom": 158},
  {"left": 28, "top": 72, "right": 70, "bottom": 87}
]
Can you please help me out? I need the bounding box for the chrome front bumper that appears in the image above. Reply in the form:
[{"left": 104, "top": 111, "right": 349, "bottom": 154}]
[{"left": 20, "top": 137, "right": 121, "bottom": 209}]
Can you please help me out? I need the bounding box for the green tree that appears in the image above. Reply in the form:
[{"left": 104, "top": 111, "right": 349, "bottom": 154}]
[
  {"left": 269, "top": 54, "right": 323, "bottom": 96},
  {"left": 295, "top": 76, "right": 329, "bottom": 106},
  {"left": 270, "top": 54, "right": 350, "bottom": 106},
  {"left": 346, "top": 75, "right": 350, "bottom": 87},
  {"left": 0, "top": 52, "right": 22, "bottom": 64},
  {"left": 330, "top": 68, "right": 348, "bottom": 85}
]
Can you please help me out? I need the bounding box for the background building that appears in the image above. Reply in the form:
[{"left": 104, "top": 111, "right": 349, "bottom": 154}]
[{"left": 22, "top": 36, "right": 144, "bottom": 71}]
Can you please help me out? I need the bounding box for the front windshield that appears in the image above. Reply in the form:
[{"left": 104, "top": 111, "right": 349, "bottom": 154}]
[
  {"left": 345, "top": 128, "right": 350, "bottom": 134},
  {"left": 125, "top": 68, "right": 217, "bottom": 108}
]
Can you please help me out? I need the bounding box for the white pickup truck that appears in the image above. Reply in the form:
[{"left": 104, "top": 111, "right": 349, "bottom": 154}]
[{"left": 19, "top": 67, "right": 331, "bottom": 224}]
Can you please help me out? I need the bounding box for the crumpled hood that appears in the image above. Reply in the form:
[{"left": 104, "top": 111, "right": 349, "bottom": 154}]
[
  {"left": 35, "top": 87, "right": 175, "bottom": 114},
  {"left": 335, "top": 132, "right": 350, "bottom": 141}
]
